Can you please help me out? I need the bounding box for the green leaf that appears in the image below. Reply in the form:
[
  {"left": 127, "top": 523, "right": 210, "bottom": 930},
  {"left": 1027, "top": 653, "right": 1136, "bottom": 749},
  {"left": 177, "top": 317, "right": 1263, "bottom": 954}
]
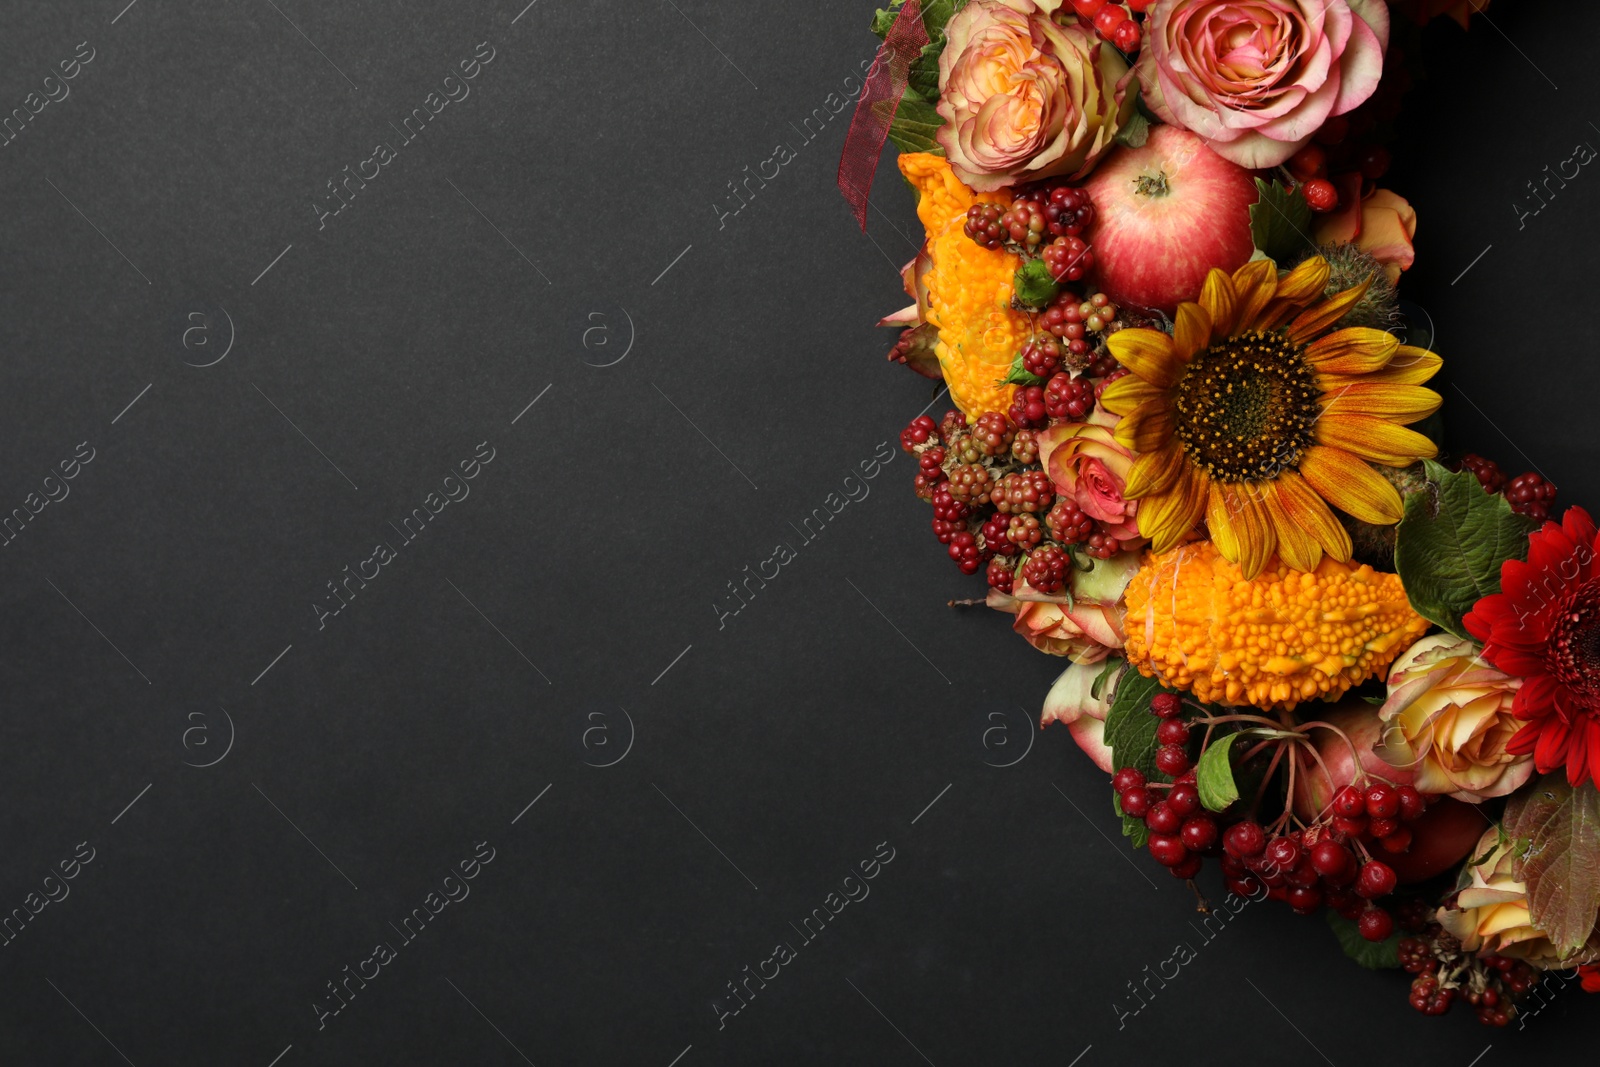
[
  {"left": 1113, "top": 790, "right": 1149, "bottom": 849},
  {"left": 1249, "top": 178, "right": 1313, "bottom": 265},
  {"left": 1505, "top": 775, "right": 1600, "bottom": 954},
  {"left": 908, "top": 42, "right": 943, "bottom": 103},
  {"left": 885, "top": 90, "right": 945, "bottom": 155},
  {"left": 870, "top": 3, "right": 902, "bottom": 38},
  {"left": 1393, "top": 459, "right": 1537, "bottom": 638},
  {"left": 1013, "top": 258, "right": 1060, "bottom": 308},
  {"left": 1105, "top": 671, "right": 1178, "bottom": 780},
  {"left": 1325, "top": 911, "right": 1401, "bottom": 970},
  {"left": 1115, "top": 105, "right": 1150, "bottom": 148},
  {"left": 1195, "top": 732, "right": 1241, "bottom": 813},
  {"left": 919, "top": 0, "right": 964, "bottom": 38},
  {"left": 1090, "top": 658, "right": 1124, "bottom": 702}
]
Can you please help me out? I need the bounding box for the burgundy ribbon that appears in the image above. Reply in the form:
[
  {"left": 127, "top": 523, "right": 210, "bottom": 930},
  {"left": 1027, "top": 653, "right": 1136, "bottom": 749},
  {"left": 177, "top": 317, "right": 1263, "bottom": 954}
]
[{"left": 837, "top": 0, "right": 930, "bottom": 232}]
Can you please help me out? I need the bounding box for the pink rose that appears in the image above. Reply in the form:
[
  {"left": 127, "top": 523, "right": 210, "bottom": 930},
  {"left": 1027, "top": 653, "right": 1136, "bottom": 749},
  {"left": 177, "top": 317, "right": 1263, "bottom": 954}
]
[
  {"left": 1136, "top": 0, "right": 1390, "bottom": 168},
  {"left": 936, "top": 0, "right": 1136, "bottom": 192},
  {"left": 1036, "top": 406, "right": 1143, "bottom": 543}
]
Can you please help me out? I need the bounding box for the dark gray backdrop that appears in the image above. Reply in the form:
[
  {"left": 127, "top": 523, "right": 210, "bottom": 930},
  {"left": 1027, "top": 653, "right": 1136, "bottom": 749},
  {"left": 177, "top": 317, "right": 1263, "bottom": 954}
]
[{"left": 0, "top": 0, "right": 1592, "bottom": 1063}]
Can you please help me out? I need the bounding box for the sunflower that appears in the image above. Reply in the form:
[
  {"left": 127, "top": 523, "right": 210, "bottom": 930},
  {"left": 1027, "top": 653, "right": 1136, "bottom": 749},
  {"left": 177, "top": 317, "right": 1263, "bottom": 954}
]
[{"left": 1100, "top": 257, "right": 1443, "bottom": 579}]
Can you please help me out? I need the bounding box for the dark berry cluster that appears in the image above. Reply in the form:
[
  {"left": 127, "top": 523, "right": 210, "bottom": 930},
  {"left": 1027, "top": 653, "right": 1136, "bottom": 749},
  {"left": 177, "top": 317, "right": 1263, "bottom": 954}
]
[
  {"left": 900, "top": 401, "right": 1134, "bottom": 590},
  {"left": 1457, "top": 452, "right": 1560, "bottom": 522},
  {"left": 1395, "top": 903, "right": 1540, "bottom": 1027}
]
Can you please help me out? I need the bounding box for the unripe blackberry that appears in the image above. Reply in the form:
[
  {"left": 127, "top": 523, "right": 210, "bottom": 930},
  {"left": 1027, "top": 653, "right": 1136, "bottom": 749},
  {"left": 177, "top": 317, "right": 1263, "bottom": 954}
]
[
  {"left": 981, "top": 512, "right": 1018, "bottom": 556},
  {"left": 986, "top": 556, "right": 1016, "bottom": 592},
  {"left": 1021, "top": 544, "right": 1070, "bottom": 593},
  {"left": 1458, "top": 453, "right": 1506, "bottom": 494},
  {"left": 947, "top": 530, "right": 986, "bottom": 575},
  {"left": 962, "top": 203, "right": 1005, "bottom": 249},
  {"left": 1009, "top": 386, "right": 1048, "bottom": 429},
  {"left": 1044, "top": 373, "right": 1094, "bottom": 420},
  {"left": 1021, "top": 337, "right": 1062, "bottom": 378},
  {"left": 1010, "top": 429, "right": 1039, "bottom": 465},
  {"left": 1505, "top": 472, "right": 1557, "bottom": 522},
  {"left": 946, "top": 463, "right": 994, "bottom": 505},
  {"left": 1006, "top": 513, "right": 1044, "bottom": 550},
  {"left": 972, "top": 411, "right": 1015, "bottom": 457},
  {"left": 1046, "top": 499, "right": 1094, "bottom": 543},
  {"left": 993, "top": 470, "right": 1054, "bottom": 515},
  {"left": 939, "top": 409, "right": 968, "bottom": 439}
]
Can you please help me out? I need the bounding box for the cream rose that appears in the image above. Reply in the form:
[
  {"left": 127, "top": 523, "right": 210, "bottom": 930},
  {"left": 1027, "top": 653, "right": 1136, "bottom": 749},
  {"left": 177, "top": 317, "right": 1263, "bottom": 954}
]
[
  {"left": 1375, "top": 635, "right": 1533, "bottom": 803},
  {"left": 1437, "top": 828, "right": 1578, "bottom": 967},
  {"left": 936, "top": 0, "right": 1135, "bottom": 191}
]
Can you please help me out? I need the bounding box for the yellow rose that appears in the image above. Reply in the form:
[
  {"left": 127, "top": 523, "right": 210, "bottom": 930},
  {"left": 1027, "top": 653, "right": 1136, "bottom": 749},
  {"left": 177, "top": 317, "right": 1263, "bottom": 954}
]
[
  {"left": 1437, "top": 828, "right": 1573, "bottom": 966},
  {"left": 1375, "top": 635, "right": 1534, "bottom": 803}
]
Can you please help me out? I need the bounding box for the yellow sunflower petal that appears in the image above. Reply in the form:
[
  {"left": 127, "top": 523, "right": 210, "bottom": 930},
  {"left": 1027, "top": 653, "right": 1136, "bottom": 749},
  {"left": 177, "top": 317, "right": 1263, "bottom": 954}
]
[
  {"left": 1286, "top": 279, "right": 1372, "bottom": 345},
  {"left": 1317, "top": 346, "right": 1442, "bottom": 390},
  {"left": 1115, "top": 397, "right": 1178, "bottom": 452},
  {"left": 1140, "top": 465, "right": 1207, "bottom": 553},
  {"left": 1314, "top": 414, "right": 1439, "bottom": 465},
  {"left": 1298, "top": 445, "right": 1405, "bottom": 525},
  {"left": 1304, "top": 327, "right": 1400, "bottom": 373},
  {"left": 1272, "top": 470, "right": 1353, "bottom": 563},
  {"left": 1318, "top": 383, "right": 1442, "bottom": 423},
  {"left": 1262, "top": 481, "right": 1323, "bottom": 572},
  {"left": 1123, "top": 444, "right": 1184, "bottom": 500},
  {"left": 1231, "top": 259, "right": 1279, "bottom": 333},
  {"left": 1172, "top": 302, "right": 1213, "bottom": 361},
  {"left": 1106, "top": 328, "right": 1183, "bottom": 388},
  {"left": 1207, "top": 482, "right": 1277, "bottom": 580},
  {"left": 1197, "top": 268, "right": 1238, "bottom": 338},
  {"left": 1256, "top": 256, "right": 1331, "bottom": 331},
  {"left": 1098, "top": 374, "right": 1165, "bottom": 416}
]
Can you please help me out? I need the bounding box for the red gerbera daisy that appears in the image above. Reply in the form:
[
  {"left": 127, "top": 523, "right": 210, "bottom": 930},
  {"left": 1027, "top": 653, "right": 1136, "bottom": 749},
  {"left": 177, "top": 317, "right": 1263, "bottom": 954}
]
[{"left": 1463, "top": 506, "right": 1600, "bottom": 787}]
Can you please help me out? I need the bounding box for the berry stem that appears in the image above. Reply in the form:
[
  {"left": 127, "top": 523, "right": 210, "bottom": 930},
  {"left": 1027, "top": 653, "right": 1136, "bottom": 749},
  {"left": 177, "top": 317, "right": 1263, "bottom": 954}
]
[
  {"left": 1186, "top": 879, "right": 1211, "bottom": 915},
  {"left": 946, "top": 598, "right": 987, "bottom": 608}
]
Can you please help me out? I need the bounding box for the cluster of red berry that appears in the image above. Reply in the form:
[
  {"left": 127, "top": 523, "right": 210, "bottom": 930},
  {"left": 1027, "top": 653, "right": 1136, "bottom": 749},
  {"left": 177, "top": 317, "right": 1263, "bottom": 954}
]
[
  {"left": 900, "top": 407, "right": 1129, "bottom": 588},
  {"left": 1459, "top": 452, "right": 1560, "bottom": 523},
  {"left": 1113, "top": 692, "right": 1440, "bottom": 945},
  {"left": 1067, "top": 0, "right": 1146, "bottom": 53},
  {"left": 1395, "top": 901, "right": 1539, "bottom": 1026}
]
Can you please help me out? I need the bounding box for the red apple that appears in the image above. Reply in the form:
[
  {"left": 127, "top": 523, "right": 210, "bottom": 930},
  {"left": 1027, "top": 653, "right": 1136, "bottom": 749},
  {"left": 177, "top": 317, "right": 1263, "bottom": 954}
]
[
  {"left": 1291, "top": 701, "right": 1415, "bottom": 822},
  {"left": 1080, "top": 126, "right": 1258, "bottom": 315}
]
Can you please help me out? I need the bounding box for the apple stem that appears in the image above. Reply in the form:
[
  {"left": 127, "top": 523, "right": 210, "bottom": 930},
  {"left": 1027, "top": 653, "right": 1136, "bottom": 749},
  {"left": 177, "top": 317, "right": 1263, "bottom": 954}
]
[{"left": 1134, "top": 169, "right": 1170, "bottom": 198}]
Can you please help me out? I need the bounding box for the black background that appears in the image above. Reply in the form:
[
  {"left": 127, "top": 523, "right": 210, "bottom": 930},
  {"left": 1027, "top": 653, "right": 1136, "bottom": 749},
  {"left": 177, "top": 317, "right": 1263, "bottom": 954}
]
[{"left": 0, "top": 0, "right": 1593, "bottom": 1064}]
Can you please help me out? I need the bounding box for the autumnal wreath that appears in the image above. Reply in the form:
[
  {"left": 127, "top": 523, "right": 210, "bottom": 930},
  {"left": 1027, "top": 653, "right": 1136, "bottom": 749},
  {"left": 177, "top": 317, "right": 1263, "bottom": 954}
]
[{"left": 845, "top": 0, "right": 1600, "bottom": 1024}]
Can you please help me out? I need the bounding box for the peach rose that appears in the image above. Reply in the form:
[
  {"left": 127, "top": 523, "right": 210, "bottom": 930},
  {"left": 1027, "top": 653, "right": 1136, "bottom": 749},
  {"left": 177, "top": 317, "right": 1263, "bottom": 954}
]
[
  {"left": 1036, "top": 406, "right": 1142, "bottom": 543},
  {"left": 1437, "top": 828, "right": 1585, "bottom": 967},
  {"left": 1374, "top": 635, "right": 1533, "bottom": 803},
  {"left": 1136, "top": 0, "right": 1389, "bottom": 168},
  {"left": 987, "top": 549, "right": 1140, "bottom": 662},
  {"left": 1314, "top": 181, "right": 1417, "bottom": 284},
  {"left": 936, "top": 0, "right": 1135, "bottom": 192},
  {"left": 1040, "top": 657, "right": 1121, "bottom": 772}
]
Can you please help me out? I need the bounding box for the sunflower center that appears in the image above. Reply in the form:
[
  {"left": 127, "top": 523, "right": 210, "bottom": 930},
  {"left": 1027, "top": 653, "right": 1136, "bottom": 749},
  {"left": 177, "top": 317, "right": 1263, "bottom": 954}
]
[
  {"left": 1547, "top": 578, "right": 1600, "bottom": 701},
  {"left": 1172, "top": 330, "right": 1320, "bottom": 483}
]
